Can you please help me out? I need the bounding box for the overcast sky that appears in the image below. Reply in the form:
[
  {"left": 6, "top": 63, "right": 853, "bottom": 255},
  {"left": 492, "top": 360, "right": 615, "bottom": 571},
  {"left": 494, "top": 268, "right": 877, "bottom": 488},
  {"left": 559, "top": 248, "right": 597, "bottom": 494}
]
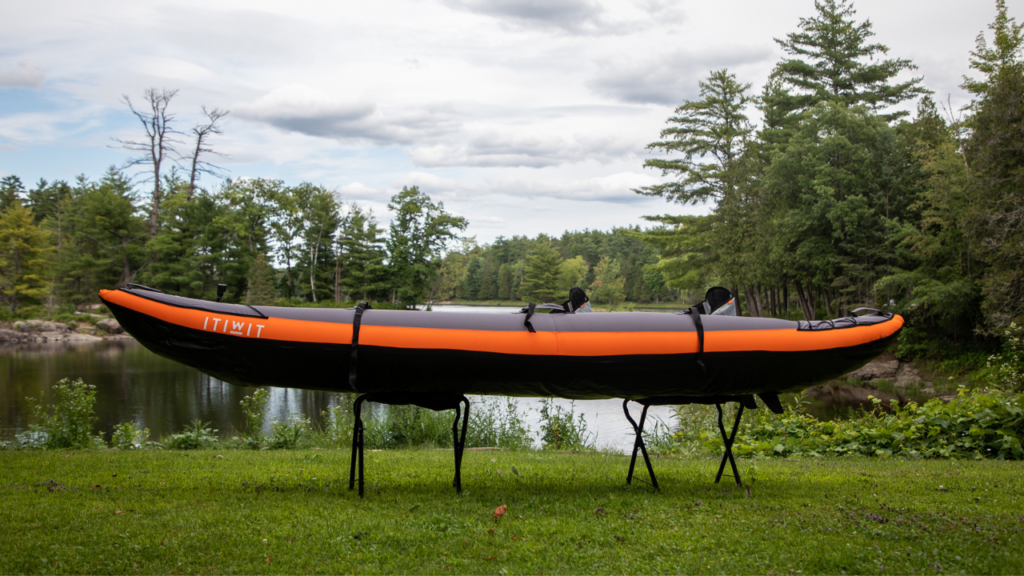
[{"left": 0, "top": 0, "right": 1015, "bottom": 244}]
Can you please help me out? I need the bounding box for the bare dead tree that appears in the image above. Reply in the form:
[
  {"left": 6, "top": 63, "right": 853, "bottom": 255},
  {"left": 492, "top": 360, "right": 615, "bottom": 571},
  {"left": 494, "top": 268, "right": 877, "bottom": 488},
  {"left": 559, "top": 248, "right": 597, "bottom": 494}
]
[
  {"left": 187, "top": 106, "right": 229, "bottom": 200},
  {"left": 113, "top": 88, "right": 180, "bottom": 236}
]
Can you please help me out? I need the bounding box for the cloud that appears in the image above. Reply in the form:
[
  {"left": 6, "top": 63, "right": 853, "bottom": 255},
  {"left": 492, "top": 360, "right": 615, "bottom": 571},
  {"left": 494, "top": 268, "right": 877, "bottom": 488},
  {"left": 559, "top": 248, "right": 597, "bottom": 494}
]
[
  {"left": 587, "top": 47, "right": 774, "bottom": 105},
  {"left": 0, "top": 61, "right": 45, "bottom": 89},
  {"left": 408, "top": 131, "right": 640, "bottom": 168},
  {"left": 233, "top": 85, "right": 461, "bottom": 145},
  {"left": 484, "top": 171, "right": 665, "bottom": 203},
  {"left": 440, "top": 0, "right": 607, "bottom": 33}
]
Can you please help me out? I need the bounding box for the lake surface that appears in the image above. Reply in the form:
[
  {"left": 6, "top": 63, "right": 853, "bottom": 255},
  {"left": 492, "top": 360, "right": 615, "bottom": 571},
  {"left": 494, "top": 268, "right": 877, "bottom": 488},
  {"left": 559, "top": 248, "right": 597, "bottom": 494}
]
[{"left": 0, "top": 304, "right": 677, "bottom": 452}]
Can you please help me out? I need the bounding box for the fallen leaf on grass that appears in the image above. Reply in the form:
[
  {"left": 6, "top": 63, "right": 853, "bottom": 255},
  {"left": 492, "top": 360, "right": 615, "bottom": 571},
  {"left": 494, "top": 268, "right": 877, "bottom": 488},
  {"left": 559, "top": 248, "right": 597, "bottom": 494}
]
[
  {"left": 114, "top": 510, "right": 122, "bottom": 515},
  {"left": 487, "top": 529, "right": 495, "bottom": 534},
  {"left": 483, "top": 557, "right": 497, "bottom": 561},
  {"left": 265, "top": 556, "right": 271, "bottom": 564},
  {"left": 493, "top": 505, "right": 507, "bottom": 520},
  {"left": 93, "top": 485, "right": 100, "bottom": 489}
]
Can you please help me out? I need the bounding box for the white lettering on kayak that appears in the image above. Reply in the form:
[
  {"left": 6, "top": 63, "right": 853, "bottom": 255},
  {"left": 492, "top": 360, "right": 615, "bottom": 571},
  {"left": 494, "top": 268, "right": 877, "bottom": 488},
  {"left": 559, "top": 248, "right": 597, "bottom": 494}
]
[{"left": 202, "top": 317, "right": 264, "bottom": 339}]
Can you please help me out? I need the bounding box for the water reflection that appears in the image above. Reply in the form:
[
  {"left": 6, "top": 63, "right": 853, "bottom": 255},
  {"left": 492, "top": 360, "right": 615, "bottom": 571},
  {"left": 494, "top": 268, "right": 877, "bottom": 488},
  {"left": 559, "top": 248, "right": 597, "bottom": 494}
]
[
  {"left": 0, "top": 340, "right": 347, "bottom": 441},
  {"left": 0, "top": 339, "right": 677, "bottom": 452}
]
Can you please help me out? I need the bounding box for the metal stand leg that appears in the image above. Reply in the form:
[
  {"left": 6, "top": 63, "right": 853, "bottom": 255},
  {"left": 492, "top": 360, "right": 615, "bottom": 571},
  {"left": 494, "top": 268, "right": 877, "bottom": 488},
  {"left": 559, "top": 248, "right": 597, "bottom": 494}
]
[
  {"left": 452, "top": 396, "right": 469, "bottom": 493},
  {"left": 349, "top": 393, "right": 471, "bottom": 497},
  {"left": 714, "top": 403, "right": 744, "bottom": 486},
  {"left": 349, "top": 394, "right": 368, "bottom": 496},
  {"left": 623, "top": 400, "right": 659, "bottom": 490}
]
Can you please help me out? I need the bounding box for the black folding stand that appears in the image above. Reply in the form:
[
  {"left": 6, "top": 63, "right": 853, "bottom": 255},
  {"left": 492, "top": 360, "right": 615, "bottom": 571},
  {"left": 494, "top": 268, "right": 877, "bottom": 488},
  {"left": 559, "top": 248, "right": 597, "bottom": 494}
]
[
  {"left": 348, "top": 392, "right": 470, "bottom": 497},
  {"left": 624, "top": 395, "right": 765, "bottom": 489}
]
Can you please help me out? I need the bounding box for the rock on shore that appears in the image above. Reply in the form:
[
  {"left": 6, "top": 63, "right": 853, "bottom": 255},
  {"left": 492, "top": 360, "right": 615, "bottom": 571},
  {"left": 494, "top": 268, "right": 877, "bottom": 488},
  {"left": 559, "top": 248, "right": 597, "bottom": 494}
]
[{"left": 0, "top": 318, "right": 128, "bottom": 344}]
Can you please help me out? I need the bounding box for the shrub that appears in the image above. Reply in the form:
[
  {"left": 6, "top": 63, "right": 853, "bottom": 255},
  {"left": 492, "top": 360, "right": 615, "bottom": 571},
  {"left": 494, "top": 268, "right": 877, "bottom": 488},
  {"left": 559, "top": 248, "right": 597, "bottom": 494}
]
[
  {"left": 468, "top": 397, "right": 532, "bottom": 449},
  {"left": 24, "top": 378, "right": 98, "bottom": 449},
  {"left": 163, "top": 420, "right": 218, "bottom": 450},
  {"left": 988, "top": 322, "right": 1024, "bottom": 390},
  {"left": 267, "top": 415, "right": 308, "bottom": 449},
  {"left": 538, "top": 399, "right": 592, "bottom": 450},
  {"left": 239, "top": 389, "right": 269, "bottom": 448},
  {"left": 673, "top": 388, "right": 1024, "bottom": 460},
  {"left": 111, "top": 421, "right": 150, "bottom": 449}
]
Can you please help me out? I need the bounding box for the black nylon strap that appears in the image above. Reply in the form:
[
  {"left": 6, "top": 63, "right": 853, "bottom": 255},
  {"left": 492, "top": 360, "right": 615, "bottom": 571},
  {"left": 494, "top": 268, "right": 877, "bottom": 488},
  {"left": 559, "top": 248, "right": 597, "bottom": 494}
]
[
  {"left": 524, "top": 302, "right": 537, "bottom": 333},
  {"left": 688, "top": 306, "right": 706, "bottom": 373},
  {"left": 348, "top": 302, "right": 372, "bottom": 392}
]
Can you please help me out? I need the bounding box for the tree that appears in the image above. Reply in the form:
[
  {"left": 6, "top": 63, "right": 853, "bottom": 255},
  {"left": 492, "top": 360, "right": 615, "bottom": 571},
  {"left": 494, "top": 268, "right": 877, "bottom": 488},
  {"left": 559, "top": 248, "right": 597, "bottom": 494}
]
[
  {"left": 294, "top": 184, "right": 341, "bottom": 302},
  {"left": 519, "top": 240, "right": 562, "bottom": 302},
  {"left": 1, "top": 175, "right": 25, "bottom": 213},
  {"left": 385, "top": 186, "right": 467, "bottom": 306},
  {"left": 961, "top": 0, "right": 1024, "bottom": 102},
  {"left": 338, "top": 204, "right": 389, "bottom": 301},
  {"left": 0, "top": 202, "right": 51, "bottom": 311},
  {"left": 591, "top": 257, "right": 625, "bottom": 306},
  {"left": 967, "top": 63, "right": 1024, "bottom": 329},
  {"left": 114, "top": 88, "right": 180, "bottom": 236},
  {"left": 246, "top": 253, "right": 278, "bottom": 305},
  {"left": 186, "top": 107, "right": 229, "bottom": 200},
  {"left": 557, "top": 256, "right": 588, "bottom": 294},
  {"left": 773, "top": 0, "right": 928, "bottom": 120},
  {"left": 635, "top": 69, "right": 753, "bottom": 205}
]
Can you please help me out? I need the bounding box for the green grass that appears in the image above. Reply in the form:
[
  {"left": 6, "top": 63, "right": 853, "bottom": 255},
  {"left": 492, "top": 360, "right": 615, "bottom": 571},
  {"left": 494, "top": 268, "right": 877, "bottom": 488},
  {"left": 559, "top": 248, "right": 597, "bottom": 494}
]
[{"left": 2, "top": 450, "right": 1023, "bottom": 574}]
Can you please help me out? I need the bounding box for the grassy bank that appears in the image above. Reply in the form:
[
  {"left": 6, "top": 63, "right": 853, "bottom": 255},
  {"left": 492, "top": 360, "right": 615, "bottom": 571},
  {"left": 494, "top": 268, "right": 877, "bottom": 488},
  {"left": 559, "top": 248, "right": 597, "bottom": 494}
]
[{"left": 2, "top": 449, "right": 1022, "bottom": 574}]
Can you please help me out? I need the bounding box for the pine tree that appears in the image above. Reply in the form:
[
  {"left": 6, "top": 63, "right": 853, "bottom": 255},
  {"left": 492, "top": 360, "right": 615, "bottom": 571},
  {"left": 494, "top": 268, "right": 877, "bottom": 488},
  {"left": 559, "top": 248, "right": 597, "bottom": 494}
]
[
  {"left": 0, "top": 202, "right": 52, "bottom": 312},
  {"left": 961, "top": 0, "right": 1024, "bottom": 102},
  {"left": 967, "top": 63, "right": 1024, "bottom": 329},
  {"left": 520, "top": 241, "right": 562, "bottom": 302},
  {"left": 246, "top": 253, "right": 279, "bottom": 306},
  {"left": 773, "top": 0, "right": 928, "bottom": 119}
]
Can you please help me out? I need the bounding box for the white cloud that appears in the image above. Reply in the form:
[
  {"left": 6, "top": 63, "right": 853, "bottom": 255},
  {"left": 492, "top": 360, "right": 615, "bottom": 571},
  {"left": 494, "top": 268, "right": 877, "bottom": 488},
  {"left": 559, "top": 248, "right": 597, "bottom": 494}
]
[
  {"left": 587, "top": 47, "right": 774, "bottom": 105},
  {"left": 233, "top": 85, "right": 462, "bottom": 146},
  {"left": 0, "top": 60, "right": 45, "bottom": 89},
  {"left": 409, "top": 131, "right": 640, "bottom": 168}
]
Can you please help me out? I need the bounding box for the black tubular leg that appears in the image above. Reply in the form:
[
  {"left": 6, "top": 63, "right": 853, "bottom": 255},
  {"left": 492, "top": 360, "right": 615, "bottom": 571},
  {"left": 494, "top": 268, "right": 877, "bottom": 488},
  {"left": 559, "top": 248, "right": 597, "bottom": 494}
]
[
  {"left": 449, "top": 396, "right": 470, "bottom": 493},
  {"left": 714, "top": 403, "right": 744, "bottom": 486},
  {"left": 349, "top": 394, "right": 368, "bottom": 497},
  {"left": 622, "top": 400, "right": 659, "bottom": 490}
]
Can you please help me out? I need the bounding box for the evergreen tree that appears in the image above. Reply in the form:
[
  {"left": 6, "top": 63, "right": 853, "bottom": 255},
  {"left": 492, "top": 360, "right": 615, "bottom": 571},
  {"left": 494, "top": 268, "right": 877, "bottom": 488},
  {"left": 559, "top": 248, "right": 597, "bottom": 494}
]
[
  {"left": 635, "top": 69, "right": 753, "bottom": 205},
  {"left": 520, "top": 240, "right": 562, "bottom": 302},
  {"left": 967, "top": 63, "right": 1024, "bottom": 329},
  {"left": 0, "top": 175, "right": 25, "bottom": 213},
  {"left": 591, "top": 257, "right": 625, "bottom": 306},
  {"left": 0, "top": 202, "right": 52, "bottom": 312},
  {"left": 338, "top": 204, "right": 389, "bottom": 301},
  {"left": 246, "top": 253, "right": 279, "bottom": 305},
  {"left": 773, "top": 0, "right": 928, "bottom": 119},
  {"left": 961, "top": 0, "right": 1024, "bottom": 102}
]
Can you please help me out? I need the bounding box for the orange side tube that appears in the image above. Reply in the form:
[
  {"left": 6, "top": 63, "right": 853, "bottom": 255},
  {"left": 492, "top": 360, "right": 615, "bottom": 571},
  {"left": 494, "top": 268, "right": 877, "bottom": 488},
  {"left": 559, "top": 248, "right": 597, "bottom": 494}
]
[{"left": 100, "top": 289, "right": 903, "bottom": 357}]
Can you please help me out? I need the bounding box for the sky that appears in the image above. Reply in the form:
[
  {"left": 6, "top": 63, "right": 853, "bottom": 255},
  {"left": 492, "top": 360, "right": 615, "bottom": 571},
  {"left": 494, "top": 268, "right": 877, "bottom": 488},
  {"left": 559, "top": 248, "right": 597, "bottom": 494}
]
[{"left": 0, "top": 0, "right": 1016, "bottom": 244}]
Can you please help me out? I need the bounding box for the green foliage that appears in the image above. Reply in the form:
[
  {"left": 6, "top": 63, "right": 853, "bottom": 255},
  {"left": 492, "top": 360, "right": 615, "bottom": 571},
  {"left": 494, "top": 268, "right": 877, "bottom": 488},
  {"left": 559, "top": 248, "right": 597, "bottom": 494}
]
[
  {"left": 111, "top": 421, "right": 151, "bottom": 450},
  {"left": 675, "top": 388, "right": 1024, "bottom": 460},
  {"left": 538, "top": 399, "right": 592, "bottom": 450},
  {"left": 386, "top": 186, "right": 467, "bottom": 306},
  {"left": 239, "top": 388, "right": 270, "bottom": 448},
  {"left": 266, "top": 415, "right": 309, "bottom": 450},
  {"left": 0, "top": 202, "right": 52, "bottom": 312},
  {"left": 772, "top": 0, "right": 928, "bottom": 120},
  {"left": 24, "top": 378, "right": 97, "bottom": 450},
  {"left": 520, "top": 239, "right": 562, "bottom": 302},
  {"left": 988, "top": 322, "right": 1024, "bottom": 390},
  {"left": 467, "top": 397, "right": 531, "bottom": 450},
  {"left": 245, "top": 253, "right": 278, "bottom": 305},
  {"left": 163, "top": 419, "right": 219, "bottom": 450},
  {"left": 365, "top": 404, "right": 456, "bottom": 450},
  {"left": 961, "top": 0, "right": 1024, "bottom": 101},
  {"left": 590, "top": 257, "right": 625, "bottom": 306}
]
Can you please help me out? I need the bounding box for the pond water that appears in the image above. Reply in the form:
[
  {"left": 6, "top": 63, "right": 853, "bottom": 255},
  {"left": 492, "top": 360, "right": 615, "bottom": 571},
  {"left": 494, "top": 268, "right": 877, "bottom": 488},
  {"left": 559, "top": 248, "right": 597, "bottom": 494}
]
[{"left": 0, "top": 303, "right": 679, "bottom": 452}]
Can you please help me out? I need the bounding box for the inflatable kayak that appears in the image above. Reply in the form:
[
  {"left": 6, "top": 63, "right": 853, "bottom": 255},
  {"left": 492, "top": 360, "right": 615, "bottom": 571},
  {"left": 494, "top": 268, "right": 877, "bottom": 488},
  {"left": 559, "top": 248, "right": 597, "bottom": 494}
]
[{"left": 98, "top": 286, "right": 903, "bottom": 403}]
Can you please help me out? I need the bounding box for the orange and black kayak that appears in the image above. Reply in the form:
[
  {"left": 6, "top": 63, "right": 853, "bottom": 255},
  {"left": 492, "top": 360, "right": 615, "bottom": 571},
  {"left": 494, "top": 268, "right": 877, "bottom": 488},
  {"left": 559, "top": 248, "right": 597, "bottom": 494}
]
[{"left": 99, "top": 286, "right": 903, "bottom": 402}]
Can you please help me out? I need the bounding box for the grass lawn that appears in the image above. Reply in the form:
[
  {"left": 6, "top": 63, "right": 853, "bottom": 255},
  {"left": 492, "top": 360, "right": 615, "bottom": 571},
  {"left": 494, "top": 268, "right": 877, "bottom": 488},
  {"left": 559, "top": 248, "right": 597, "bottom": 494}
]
[{"left": 2, "top": 449, "right": 1022, "bottom": 574}]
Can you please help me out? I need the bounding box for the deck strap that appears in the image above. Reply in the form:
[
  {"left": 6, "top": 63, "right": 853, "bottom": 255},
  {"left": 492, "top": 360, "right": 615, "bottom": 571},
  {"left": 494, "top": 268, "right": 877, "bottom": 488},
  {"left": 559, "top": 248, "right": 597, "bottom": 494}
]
[
  {"left": 687, "top": 307, "right": 707, "bottom": 373},
  {"left": 348, "top": 302, "right": 372, "bottom": 393}
]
